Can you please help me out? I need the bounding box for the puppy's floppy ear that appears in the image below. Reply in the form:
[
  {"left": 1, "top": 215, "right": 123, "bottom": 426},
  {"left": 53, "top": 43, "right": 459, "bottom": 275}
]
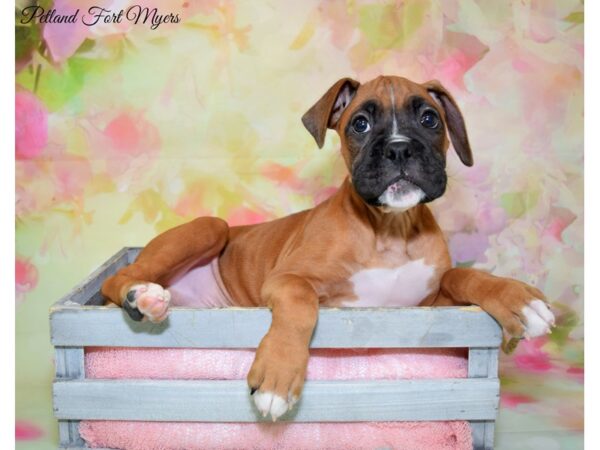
[
  {"left": 302, "top": 78, "right": 360, "bottom": 148},
  {"left": 423, "top": 80, "right": 473, "bottom": 167}
]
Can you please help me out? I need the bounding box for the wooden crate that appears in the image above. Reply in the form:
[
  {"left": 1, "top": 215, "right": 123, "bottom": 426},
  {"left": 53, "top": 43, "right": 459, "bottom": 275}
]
[{"left": 50, "top": 248, "right": 502, "bottom": 450}]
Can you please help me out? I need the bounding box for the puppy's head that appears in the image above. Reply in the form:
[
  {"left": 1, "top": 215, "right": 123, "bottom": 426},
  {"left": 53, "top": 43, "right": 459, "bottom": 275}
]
[{"left": 302, "top": 76, "right": 472, "bottom": 211}]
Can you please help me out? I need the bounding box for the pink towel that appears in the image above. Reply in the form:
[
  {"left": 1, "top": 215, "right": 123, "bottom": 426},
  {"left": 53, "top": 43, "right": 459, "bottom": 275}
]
[
  {"left": 80, "top": 347, "right": 472, "bottom": 449},
  {"left": 80, "top": 420, "right": 472, "bottom": 450}
]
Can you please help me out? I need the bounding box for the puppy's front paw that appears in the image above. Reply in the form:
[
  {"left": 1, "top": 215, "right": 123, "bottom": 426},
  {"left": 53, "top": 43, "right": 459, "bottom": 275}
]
[
  {"left": 123, "top": 282, "right": 171, "bottom": 323},
  {"left": 480, "top": 280, "right": 555, "bottom": 340},
  {"left": 520, "top": 299, "right": 555, "bottom": 339},
  {"left": 247, "top": 333, "right": 307, "bottom": 421}
]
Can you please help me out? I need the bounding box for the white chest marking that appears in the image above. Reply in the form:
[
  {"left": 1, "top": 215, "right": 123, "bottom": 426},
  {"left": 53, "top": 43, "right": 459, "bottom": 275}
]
[{"left": 343, "top": 258, "right": 436, "bottom": 307}]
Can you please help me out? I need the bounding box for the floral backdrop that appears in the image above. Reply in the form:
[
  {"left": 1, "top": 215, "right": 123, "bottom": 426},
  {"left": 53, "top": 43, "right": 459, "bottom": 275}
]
[{"left": 15, "top": 1, "right": 583, "bottom": 448}]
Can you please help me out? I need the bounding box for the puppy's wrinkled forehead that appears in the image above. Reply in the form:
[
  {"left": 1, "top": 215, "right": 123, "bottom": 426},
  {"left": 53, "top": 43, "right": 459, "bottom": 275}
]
[{"left": 338, "top": 76, "right": 444, "bottom": 130}]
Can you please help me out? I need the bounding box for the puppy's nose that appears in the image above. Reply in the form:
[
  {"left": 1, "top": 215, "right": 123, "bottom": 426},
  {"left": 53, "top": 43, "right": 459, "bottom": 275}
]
[{"left": 384, "top": 141, "right": 412, "bottom": 161}]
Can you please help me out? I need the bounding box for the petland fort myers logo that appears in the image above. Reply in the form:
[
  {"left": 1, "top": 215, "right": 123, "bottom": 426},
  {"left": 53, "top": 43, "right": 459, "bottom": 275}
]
[{"left": 19, "top": 5, "right": 181, "bottom": 30}]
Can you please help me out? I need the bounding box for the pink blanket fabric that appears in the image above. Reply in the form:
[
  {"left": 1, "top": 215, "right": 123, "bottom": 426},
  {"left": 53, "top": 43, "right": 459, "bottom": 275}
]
[{"left": 80, "top": 347, "right": 472, "bottom": 450}]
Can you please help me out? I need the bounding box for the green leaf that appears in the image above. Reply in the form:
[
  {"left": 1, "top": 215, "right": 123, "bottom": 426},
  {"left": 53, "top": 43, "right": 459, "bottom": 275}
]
[
  {"left": 16, "top": 55, "right": 112, "bottom": 111},
  {"left": 500, "top": 191, "right": 539, "bottom": 218},
  {"left": 15, "top": 12, "right": 41, "bottom": 63},
  {"left": 548, "top": 302, "right": 579, "bottom": 347},
  {"left": 455, "top": 260, "right": 476, "bottom": 268},
  {"left": 358, "top": 1, "right": 428, "bottom": 50},
  {"left": 564, "top": 11, "right": 584, "bottom": 25},
  {"left": 75, "top": 38, "right": 96, "bottom": 55}
]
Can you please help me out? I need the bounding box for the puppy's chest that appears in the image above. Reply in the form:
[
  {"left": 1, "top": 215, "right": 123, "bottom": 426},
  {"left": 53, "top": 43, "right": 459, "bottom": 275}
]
[{"left": 336, "top": 244, "right": 439, "bottom": 307}]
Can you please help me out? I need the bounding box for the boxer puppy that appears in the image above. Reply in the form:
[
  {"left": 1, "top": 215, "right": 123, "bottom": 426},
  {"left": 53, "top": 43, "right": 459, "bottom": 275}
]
[{"left": 101, "top": 75, "right": 555, "bottom": 421}]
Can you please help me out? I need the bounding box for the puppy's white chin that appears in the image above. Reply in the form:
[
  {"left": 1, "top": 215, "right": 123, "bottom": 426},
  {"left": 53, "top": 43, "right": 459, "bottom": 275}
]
[{"left": 378, "top": 179, "right": 425, "bottom": 212}]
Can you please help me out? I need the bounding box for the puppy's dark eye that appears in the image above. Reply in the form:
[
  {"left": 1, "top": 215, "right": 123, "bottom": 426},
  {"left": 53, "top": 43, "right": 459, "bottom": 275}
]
[
  {"left": 420, "top": 111, "right": 439, "bottom": 128},
  {"left": 352, "top": 116, "right": 371, "bottom": 133}
]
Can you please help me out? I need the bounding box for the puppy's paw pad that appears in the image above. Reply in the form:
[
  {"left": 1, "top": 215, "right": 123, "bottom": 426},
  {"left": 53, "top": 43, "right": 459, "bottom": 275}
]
[
  {"left": 253, "top": 390, "right": 289, "bottom": 421},
  {"left": 522, "top": 299, "right": 555, "bottom": 339},
  {"left": 125, "top": 283, "right": 171, "bottom": 323}
]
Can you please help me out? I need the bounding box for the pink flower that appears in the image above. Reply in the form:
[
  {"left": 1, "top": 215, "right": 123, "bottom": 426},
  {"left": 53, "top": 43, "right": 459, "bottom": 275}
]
[
  {"left": 86, "top": 110, "right": 161, "bottom": 178},
  {"left": 566, "top": 366, "right": 584, "bottom": 382},
  {"left": 227, "top": 207, "right": 267, "bottom": 226},
  {"left": 476, "top": 203, "right": 507, "bottom": 235},
  {"left": 437, "top": 44, "right": 486, "bottom": 91},
  {"left": 103, "top": 111, "right": 161, "bottom": 156},
  {"left": 15, "top": 258, "right": 38, "bottom": 302},
  {"left": 314, "top": 186, "right": 339, "bottom": 205},
  {"left": 261, "top": 163, "right": 305, "bottom": 191},
  {"left": 543, "top": 208, "right": 577, "bottom": 242},
  {"left": 15, "top": 90, "right": 48, "bottom": 160},
  {"left": 43, "top": 0, "right": 89, "bottom": 63},
  {"left": 15, "top": 420, "right": 43, "bottom": 440},
  {"left": 513, "top": 338, "right": 554, "bottom": 373},
  {"left": 174, "top": 187, "right": 212, "bottom": 219},
  {"left": 500, "top": 393, "right": 535, "bottom": 409},
  {"left": 53, "top": 158, "right": 93, "bottom": 200}
]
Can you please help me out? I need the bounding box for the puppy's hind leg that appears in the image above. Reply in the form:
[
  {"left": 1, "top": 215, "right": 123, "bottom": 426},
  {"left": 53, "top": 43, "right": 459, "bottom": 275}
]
[{"left": 101, "top": 217, "right": 229, "bottom": 322}]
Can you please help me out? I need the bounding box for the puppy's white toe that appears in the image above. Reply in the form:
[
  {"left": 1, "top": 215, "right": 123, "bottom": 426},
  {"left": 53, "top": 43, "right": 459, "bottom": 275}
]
[
  {"left": 253, "top": 391, "right": 289, "bottom": 421},
  {"left": 522, "top": 299, "right": 555, "bottom": 339},
  {"left": 269, "top": 395, "right": 289, "bottom": 421},
  {"left": 253, "top": 390, "right": 273, "bottom": 417},
  {"left": 529, "top": 299, "right": 555, "bottom": 325},
  {"left": 287, "top": 393, "right": 299, "bottom": 411}
]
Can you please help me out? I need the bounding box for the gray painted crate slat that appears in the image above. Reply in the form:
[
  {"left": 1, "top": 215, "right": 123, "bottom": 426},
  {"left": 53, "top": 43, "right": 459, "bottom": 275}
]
[
  {"left": 53, "top": 378, "right": 499, "bottom": 422},
  {"left": 51, "top": 306, "right": 502, "bottom": 348}
]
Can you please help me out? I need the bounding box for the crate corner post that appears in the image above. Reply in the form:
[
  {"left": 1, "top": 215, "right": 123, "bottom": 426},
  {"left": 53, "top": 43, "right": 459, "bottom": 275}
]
[
  {"left": 54, "top": 346, "right": 86, "bottom": 449},
  {"left": 468, "top": 346, "right": 500, "bottom": 450}
]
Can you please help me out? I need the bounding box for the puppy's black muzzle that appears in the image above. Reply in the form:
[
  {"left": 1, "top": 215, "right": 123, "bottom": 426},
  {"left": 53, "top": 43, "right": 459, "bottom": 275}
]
[{"left": 352, "top": 138, "right": 446, "bottom": 206}]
